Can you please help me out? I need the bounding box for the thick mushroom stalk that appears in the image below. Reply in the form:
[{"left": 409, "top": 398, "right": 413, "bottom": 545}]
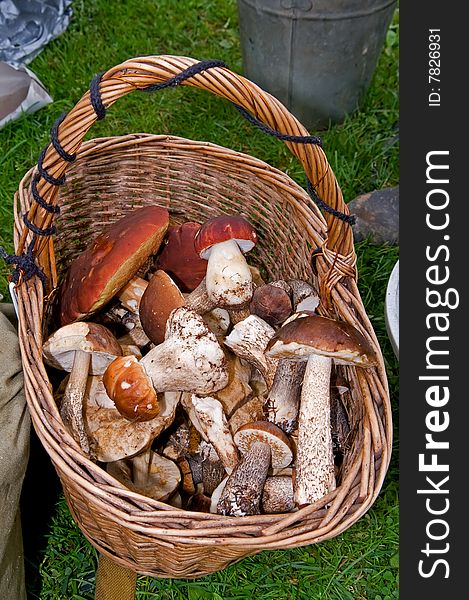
[
  {"left": 265, "top": 359, "right": 306, "bottom": 433},
  {"left": 216, "top": 441, "right": 271, "bottom": 516},
  {"left": 266, "top": 314, "right": 378, "bottom": 505},
  {"left": 294, "top": 354, "right": 336, "bottom": 505},
  {"left": 204, "top": 239, "right": 253, "bottom": 307}
]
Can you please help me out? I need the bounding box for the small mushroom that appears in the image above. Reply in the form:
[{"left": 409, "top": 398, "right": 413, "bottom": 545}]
[
  {"left": 103, "top": 354, "right": 160, "bottom": 422},
  {"left": 250, "top": 283, "right": 293, "bottom": 327},
  {"left": 59, "top": 205, "right": 169, "bottom": 325},
  {"left": 190, "top": 395, "right": 239, "bottom": 473},
  {"left": 139, "top": 270, "right": 185, "bottom": 345},
  {"left": 216, "top": 421, "right": 293, "bottom": 517},
  {"left": 104, "top": 307, "right": 229, "bottom": 405},
  {"left": 287, "top": 279, "right": 320, "bottom": 313},
  {"left": 224, "top": 314, "right": 278, "bottom": 388},
  {"left": 233, "top": 421, "right": 293, "bottom": 470},
  {"left": 261, "top": 476, "right": 295, "bottom": 514},
  {"left": 107, "top": 449, "right": 181, "bottom": 502},
  {"left": 43, "top": 322, "right": 122, "bottom": 455},
  {"left": 155, "top": 222, "right": 207, "bottom": 292},
  {"left": 193, "top": 214, "right": 257, "bottom": 309},
  {"left": 266, "top": 314, "right": 378, "bottom": 505}
]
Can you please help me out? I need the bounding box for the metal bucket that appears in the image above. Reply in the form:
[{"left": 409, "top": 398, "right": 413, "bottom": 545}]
[{"left": 237, "top": 0, "right": 397, "bottom": 129}]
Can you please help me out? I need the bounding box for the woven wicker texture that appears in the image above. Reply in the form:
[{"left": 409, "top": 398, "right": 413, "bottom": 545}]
[{"left": 12, "top": 56, "right": 392, "bottom": 578}]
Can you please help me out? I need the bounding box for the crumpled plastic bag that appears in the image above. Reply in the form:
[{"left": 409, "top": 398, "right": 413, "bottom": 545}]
[
  {"left": 0, "top": 60, "right": 52, "bottom": 129},
  {"left": 0, "top": 0, "right": 73, "bottom": 67},
  {"left": 0, "top": 0, "right": 73, "bottom": 129}
]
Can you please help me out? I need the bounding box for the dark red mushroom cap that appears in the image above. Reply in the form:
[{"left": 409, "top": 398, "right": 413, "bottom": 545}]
[
  {"left": 194, "top": 215, "right": 257, "bottom": 259},
  {"left": 155, "top": 222, "right": 207, "bottom": 292},
  {"left": 59, "top": 206, "right": 169, "bottom": 325}
]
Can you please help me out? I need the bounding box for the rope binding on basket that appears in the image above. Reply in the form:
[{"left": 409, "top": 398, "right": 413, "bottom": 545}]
[{"left": 1, "top": 58, "right": 354, "bottom": 287}]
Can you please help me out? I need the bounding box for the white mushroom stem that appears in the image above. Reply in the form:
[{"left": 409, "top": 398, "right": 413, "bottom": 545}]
[
  {"left": 190, "top": 395, "right": 239, "bottom": 474},
  {"left": 295, "top": 354, "right": 336, "bottom": 506},
  {"left": 216, "top": 441, "right": 271, "bottom": 516},
  {"left": 131, "top": 447, "right": 152, "bottom": 488},
  {"left": 265, "top": 359, "right": 306, "bottom": 433},
  {"left": 61, "top": 350, "right": 92, "bottom": 455},
  {"left": 224, "top": 315, "right": 277, "bottom": 388},
  {"left": 205, "top": 239, "right": 253, "bottom": 307},
  {"left": 185, "top": 278, "right": 216, "bottom": 314}
]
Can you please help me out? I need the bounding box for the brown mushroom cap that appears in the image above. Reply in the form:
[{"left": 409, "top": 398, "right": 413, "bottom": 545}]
[
  {"left": 139, "top": 270, "right": 185, "bottom": 345},
  {"left": 250, "top": 283, "right": 293, "bottom": 326},
  {"left": 43, "top": 321, "right": 122, "bottom": 374},
  {"left": 266, "top": 314, "right": 378, "bottom": 367},
  {"left": 59, "top": 205, "right": 169, "bottom": 325},
  {"left": 234, "top": 421, "right": 293, "bottom": 469},
  {"left": 194, "top": 214, "right": 257, "bottom": 259},
  {"left": 155, "top": 222, "right": 207, "bottom": 292},
  {"left": 102, "top": 355, "right": 160, "bottom": 421}
]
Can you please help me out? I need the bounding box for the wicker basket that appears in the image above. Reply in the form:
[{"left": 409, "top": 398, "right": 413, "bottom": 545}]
[{"left": 12, "top": 56, "right": 392, "bottom": 578}]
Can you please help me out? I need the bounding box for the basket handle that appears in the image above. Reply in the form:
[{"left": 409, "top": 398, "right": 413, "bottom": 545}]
[{"left": 18, "top": 55, "right": 355, "bottom": 283}]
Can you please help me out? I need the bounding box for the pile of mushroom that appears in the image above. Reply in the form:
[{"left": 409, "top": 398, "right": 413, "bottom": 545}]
[{"left": 43, "top": 206, "right": 377, "bottom": 514}]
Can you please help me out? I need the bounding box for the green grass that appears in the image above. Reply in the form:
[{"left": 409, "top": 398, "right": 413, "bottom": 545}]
[{"left": 0, "top": 1, "right": 399, "bottom": 598}]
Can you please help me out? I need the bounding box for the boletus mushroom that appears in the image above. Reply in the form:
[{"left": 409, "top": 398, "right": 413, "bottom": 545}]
[
  {"left": 103, "top": 307, "right": 229, "bottom": 415},
  {"left": 43, "top": 322, "right": 122, "bottom": 455},
  {"left": 107, "top": 449, "right": 181, "bottom": 502},
  {"left": 216, "top": 421, "right": 293, "bottom": 516},
  {"left": 266, "top": 314, "right": 378, "bottom": 505},
  {"left": 139, "top": 269, "right": 185, "bottom": 345},
  {"left": 155, "top": 221, "right": 207, "bottom": 292},
  {"left": 193, "top": 214, "right": 257, "bottom": 310},
  {"left": 224, "top": 314, "right": 278, "bottom": 388},
  {"left": 58, "top": 205, "right": 169, "bottom": 325}
]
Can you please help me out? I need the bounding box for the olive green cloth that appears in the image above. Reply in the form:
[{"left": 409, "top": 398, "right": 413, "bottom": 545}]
[
  {"left": 0, "top": 306, "right": 30, "bottom": 600},
  {"left": 94, "top": 554, "right": 137, "bottom": 600}
]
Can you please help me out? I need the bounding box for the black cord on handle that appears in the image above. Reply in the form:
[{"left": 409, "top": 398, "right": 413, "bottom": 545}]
[{"left": 1, "top": 58, "right": 355, "bottom": 286}]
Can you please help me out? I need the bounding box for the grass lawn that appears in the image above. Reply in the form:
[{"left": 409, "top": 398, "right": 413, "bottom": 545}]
[{"left": 0, "top": 1, "right": 399, "bottom": 598}]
